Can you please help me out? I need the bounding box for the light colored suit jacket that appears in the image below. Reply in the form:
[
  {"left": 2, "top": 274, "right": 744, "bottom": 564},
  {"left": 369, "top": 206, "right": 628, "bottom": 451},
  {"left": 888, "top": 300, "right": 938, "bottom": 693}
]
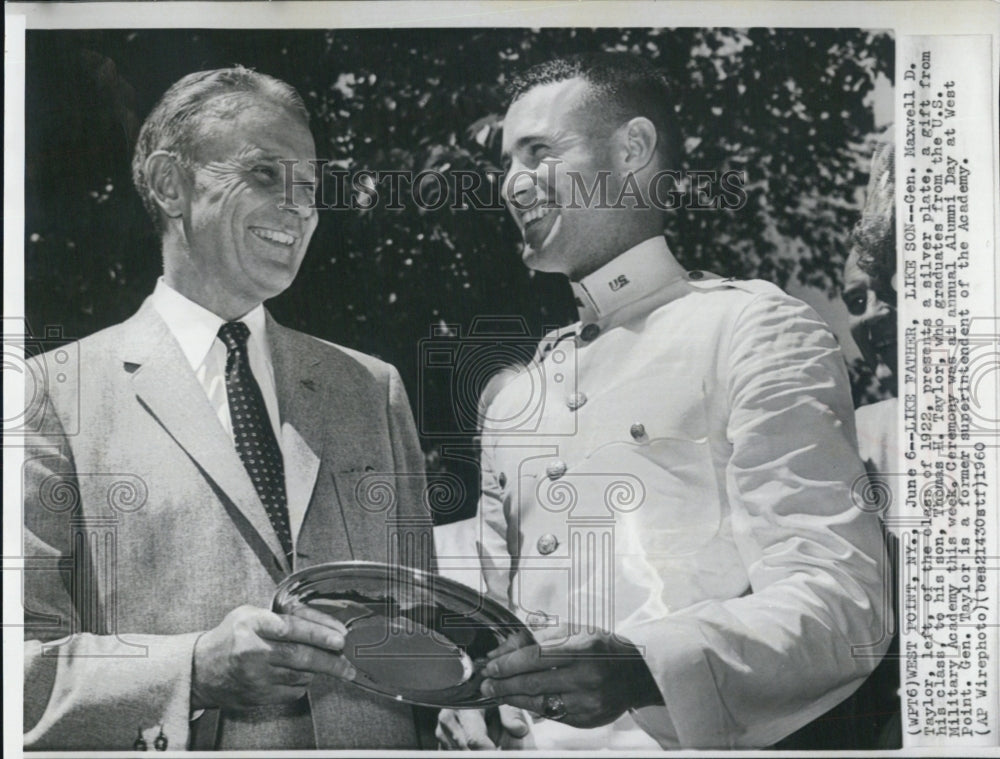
[{"left": 22, "top": 299, "right": 435, "bottom": 750}]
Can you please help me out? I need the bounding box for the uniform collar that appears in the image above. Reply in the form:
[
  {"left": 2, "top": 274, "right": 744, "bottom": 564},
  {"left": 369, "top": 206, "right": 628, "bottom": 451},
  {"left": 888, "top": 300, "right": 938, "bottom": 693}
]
[
  {"left": 150, "top": 277, "right": 268, "bottom": 372},
  {"left": 570, "top": 236, "right": 687, "bottom": 323}
]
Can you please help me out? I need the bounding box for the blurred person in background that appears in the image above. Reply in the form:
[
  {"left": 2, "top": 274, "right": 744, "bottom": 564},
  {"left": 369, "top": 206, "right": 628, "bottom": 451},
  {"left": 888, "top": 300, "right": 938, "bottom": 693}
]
[
  {"left": 839, "top": 133, "right": 901, "bottom": 748},
  {"left": 843, "top": 135, "right": 897, "bottom": 475}
]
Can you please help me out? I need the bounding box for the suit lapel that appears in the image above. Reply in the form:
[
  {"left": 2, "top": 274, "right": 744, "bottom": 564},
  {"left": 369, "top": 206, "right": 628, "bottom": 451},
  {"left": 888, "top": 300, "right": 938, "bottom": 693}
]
[
  {"left": 268, "top": 316, "right": 335, "bottom": 564},
  {"left": 268, "top": 315, "right": 324, "bottom": 499},
  {"left": 123, "top": 301, "right": 291, "bottom": 577},
  {"left": 282, "top": 423, "right": 321, "bottom": 547},
  {"left": 268, "top": 316, "right": 377, "bottom": 566}
]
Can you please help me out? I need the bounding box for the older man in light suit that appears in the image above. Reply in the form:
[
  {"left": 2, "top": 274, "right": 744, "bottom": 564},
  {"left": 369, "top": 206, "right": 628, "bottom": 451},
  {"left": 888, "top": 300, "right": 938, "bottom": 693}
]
[{"left": 23, "top": 67, "right": 434, "bottom": 750}]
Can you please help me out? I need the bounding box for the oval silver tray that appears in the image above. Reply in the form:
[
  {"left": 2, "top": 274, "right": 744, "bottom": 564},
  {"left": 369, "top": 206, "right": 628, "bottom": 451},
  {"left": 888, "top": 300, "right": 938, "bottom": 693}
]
[{"left": 272, "top": 560, "right": 532, "bottom": 708}]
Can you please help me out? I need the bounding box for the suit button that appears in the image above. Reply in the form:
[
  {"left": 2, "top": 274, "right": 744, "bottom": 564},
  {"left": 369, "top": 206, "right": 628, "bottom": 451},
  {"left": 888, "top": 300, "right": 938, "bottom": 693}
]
[
  {"left": 630, "top": 423, "right": 647, "bottom": 440},
  {"left": 536, "top": 533, "right": 559, "bottom": 555},
  {"left": 566, "top": 392, "right": 588, "bottom": 411},
  {"left": 498, "top": 472, "right": 507, "bottom": 488},
  {"left": 526, "top": 611, "right": 552, "bottom": 629},
  {"left": 154, "top": 730, "right": 168, "bottom": 751},
  {"left": 580, "top": 323, "right": 601, "bottom": 342},
  {"left": 688, "top": 270, "right": 703, "bottom": 280},
  {"left": 545, "top": 460, "right": 567, "bottom": 480}
]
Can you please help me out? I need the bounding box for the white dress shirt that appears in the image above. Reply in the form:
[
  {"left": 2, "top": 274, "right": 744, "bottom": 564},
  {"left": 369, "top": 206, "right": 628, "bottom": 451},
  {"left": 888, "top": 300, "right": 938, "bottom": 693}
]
[
  {"left": 150, "top": 278, "right": 282, "bottom": 444},
  {"left": 470, "top": 236, "right": 888, "bottom": 748}
]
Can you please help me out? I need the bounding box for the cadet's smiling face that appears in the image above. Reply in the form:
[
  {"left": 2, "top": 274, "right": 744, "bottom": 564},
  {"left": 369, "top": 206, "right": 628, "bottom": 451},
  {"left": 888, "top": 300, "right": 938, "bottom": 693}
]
[
  {"left": 173, "top": 101, "right": 319, "bottom": 318},
  {"left": 843, "top": 247, "right": 898, "bottom": 378},
  {"left": 501, "top": 77, "right": 625, "bottom": 280}
]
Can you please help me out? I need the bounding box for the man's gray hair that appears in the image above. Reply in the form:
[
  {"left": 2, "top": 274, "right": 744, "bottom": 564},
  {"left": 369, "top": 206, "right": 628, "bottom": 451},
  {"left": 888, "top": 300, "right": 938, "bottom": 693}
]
[{"left": 131, "top": 66, "right": 309, "bottom": 231}]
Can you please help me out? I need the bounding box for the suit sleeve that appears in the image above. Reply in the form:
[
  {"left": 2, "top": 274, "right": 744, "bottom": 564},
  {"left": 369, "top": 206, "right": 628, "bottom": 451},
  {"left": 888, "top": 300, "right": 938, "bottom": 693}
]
[
  {"left": 385, "top": 367, "right": 435, "bottom": 575},
  {"left": 619, "top": 293, "right": 891, "bottom": 749},
  {"left": 22, "top": 379, "right": 199, "bottom": 751}
]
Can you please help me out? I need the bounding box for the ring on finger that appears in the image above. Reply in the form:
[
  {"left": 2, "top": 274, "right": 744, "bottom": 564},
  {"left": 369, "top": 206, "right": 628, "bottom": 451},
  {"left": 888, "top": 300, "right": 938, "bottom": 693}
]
[{"left": 542, "top": 693, "right": 567, "bottom": 721}]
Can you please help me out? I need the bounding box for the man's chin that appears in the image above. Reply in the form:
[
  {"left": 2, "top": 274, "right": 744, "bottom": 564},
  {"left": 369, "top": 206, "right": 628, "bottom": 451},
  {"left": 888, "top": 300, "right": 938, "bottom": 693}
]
[
  {"left": 252, "top": 263, "right": 302, "bottom": 299},
  {"left": 520, "top": 243, "right": 565, "bottom": 276},
  {"left": 873, "top": 358, "right": 897, "bottom": 391},
  {"left": 874, "top": 346, "right": 897, "bottom": 374}
]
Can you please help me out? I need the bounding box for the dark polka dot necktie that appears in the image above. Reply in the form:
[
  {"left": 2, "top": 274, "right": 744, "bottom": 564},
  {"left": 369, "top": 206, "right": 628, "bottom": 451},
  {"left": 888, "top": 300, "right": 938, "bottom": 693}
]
[{"left": 217, "top": 321, "right": 293, "bottom": 563}]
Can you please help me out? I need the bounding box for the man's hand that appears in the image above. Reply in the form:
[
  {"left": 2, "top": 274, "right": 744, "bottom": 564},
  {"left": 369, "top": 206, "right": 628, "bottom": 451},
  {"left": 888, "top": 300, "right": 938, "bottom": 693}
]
[
  {"left": 191, "top": 605, "right": 354, "bottom": 709},
  {"left": 436, "top": 706, "right": 532, "bottom": 749},
  {"left": 479, "top": 626, "right": 663, "bottom": 729}
]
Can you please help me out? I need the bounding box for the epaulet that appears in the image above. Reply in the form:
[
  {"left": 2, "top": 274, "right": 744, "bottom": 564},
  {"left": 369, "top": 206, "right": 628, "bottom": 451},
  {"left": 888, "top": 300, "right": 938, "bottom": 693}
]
[{"left": 685, "top": 270, "right": 782, "bottom": 297}]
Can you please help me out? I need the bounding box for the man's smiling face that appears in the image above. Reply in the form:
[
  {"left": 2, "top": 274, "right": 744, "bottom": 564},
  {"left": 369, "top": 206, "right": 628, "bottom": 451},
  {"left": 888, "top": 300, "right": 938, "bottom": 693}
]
[
  {"left": 176, "top": 99, "right": 319, "bottom": 317},
  {"left": 500, "top": 77, "right": 624, "bottom": 280}
]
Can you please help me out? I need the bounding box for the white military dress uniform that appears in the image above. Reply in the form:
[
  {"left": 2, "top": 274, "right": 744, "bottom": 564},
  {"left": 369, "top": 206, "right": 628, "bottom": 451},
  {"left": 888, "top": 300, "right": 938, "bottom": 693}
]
[{"left": 472, "top": 236, "right": 889, "bottom": 749}]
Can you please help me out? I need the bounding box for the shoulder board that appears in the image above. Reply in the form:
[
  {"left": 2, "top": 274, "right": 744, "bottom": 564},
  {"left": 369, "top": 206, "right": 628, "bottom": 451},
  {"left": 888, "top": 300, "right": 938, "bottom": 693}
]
[{"left": 685, "top": 271, "right": 782, "bottom": 297}]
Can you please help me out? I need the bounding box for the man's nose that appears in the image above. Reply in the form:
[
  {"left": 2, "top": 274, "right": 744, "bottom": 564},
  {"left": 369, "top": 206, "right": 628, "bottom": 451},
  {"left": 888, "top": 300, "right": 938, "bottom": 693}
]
[
  {"left": 503, "top": 165, "right": 538, "bottom": 210},
  {"left": 283, "top": 186, "right": 317, "bottom": 220},
  {"left": 867, "top": 295, "right": 893, "bottom": 321}
]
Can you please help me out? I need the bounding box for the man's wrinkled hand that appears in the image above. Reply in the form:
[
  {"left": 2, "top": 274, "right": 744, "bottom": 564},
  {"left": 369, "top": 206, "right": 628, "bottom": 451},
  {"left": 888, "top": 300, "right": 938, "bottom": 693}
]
[
  {"left": 479, "top": 626, "right": 663, "bottom": 729},
  {"left": 191, "top": 604, "right": 354, "bottom": 709},
  {"left": 436, "top": 706, "right": 532, "bottom": 749}
]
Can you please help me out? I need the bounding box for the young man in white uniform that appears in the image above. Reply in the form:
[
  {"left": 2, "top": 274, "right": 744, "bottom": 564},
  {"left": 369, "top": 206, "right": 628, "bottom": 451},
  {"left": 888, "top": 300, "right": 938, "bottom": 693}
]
[{"left": 437, "top": 53, "right": 889, "bottom": 750}]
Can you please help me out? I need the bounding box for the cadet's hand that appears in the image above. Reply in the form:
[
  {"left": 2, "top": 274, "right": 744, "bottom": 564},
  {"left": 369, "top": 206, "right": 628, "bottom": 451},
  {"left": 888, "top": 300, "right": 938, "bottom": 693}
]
[
  {"left": 479, "top": 626, "right": 663, "bottom": 729},
  {"left": 436, "top": 706, "right": 532, "bottom": 749},
  {"left": 191, "top": 605, "right": 354, "bottom": 709}
]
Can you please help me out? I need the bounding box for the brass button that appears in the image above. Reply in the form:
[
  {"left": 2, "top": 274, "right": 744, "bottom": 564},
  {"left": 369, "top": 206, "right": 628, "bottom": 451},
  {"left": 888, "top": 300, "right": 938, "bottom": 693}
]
[
  {"left": 580, "top": 323, "right": 601, "bottom": 342},
  {"left": 537, "top": 533, "right": 559, "bottom": 555},
  {"left": 630, "top": 423, "right": 647, "bottom": 440},
  {"left": 526, "top": 611, "right": 551, "bottom": 630},
  {"left": 498, "top": 472, "right": 507, "bottom": 488},
  {"left": 688, "top": 270, "right": 703, "bottom": 280},
  {"left": 545, "top": 460, "right": 567, "bottom": 480},
  {"left": 566, "top": 392, "right": 588, "bottom": 411}
]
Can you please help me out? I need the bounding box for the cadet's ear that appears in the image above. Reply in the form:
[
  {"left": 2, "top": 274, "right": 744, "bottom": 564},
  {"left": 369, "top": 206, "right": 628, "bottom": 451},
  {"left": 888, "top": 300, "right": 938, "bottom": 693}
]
[
  {"left": 614, "top": 117, "right": 658, "bottom": 173},
  {"left": 145, "top": 151, "right": 188, "bottom": 221}
]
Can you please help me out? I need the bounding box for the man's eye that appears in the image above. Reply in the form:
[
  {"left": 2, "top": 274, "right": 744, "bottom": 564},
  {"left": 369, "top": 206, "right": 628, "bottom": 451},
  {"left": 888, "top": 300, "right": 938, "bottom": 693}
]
[
  {"left": 843, "top": 292, "right": 867, "bottom": 316},
  {"left": 528, "top": 145, "right": 550, "bottom": 166},
  {"left": 252, "top": 166, "right": 276, "bottom": 181}
]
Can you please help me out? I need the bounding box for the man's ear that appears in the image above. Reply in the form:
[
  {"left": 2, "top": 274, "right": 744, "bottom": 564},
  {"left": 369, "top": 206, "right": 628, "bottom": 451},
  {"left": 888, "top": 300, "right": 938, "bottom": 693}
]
[
  {"left": 615, "top": 117, "right": 658, "bottom": 173},
  {"left": 145, "top": 151, "right": 188, "bottom": 221}
]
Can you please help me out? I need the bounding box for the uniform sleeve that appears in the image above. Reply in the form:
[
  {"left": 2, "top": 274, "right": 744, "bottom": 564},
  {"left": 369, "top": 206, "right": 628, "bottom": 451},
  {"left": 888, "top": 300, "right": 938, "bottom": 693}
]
[
  {"left": 619, "top": 293, "right": 890, "bottom": 748},
  {"left": 386, "top": 366, "right": 435, "bottom": 574},
  {"left": 22, "top": 384, "right": 200, "bottom": 751}
]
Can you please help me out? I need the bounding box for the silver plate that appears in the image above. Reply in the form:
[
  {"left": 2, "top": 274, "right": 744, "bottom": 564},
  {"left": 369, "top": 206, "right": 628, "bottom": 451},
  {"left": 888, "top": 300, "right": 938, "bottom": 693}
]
[{"left": 272, "top": 561, "right": 533, "bottom": 708}]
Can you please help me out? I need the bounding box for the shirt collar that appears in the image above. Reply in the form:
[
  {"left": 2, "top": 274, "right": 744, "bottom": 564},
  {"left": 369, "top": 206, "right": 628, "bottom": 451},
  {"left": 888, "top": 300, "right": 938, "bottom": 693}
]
[
  {"left": 570, "top": 236, "right": 686, "bottom": 322},
  {"left": 150, "top": 277, "right": 268, "bottom": 372}
]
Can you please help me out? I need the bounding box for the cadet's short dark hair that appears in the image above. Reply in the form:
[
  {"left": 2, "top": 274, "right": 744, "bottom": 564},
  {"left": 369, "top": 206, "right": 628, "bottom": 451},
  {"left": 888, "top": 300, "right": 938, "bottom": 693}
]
[
  {"left": 506, "top": 53, "right": 680, "bottom": 169},
  {"left": 131, "top": 66, "right": 309, "bottom": 232}
]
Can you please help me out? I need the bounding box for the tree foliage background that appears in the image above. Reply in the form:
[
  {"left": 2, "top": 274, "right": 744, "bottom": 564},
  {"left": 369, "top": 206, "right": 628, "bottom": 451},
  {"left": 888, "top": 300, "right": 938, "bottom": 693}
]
[{"left": 24, "top": 28, "right": 893, "bottom": 522}]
